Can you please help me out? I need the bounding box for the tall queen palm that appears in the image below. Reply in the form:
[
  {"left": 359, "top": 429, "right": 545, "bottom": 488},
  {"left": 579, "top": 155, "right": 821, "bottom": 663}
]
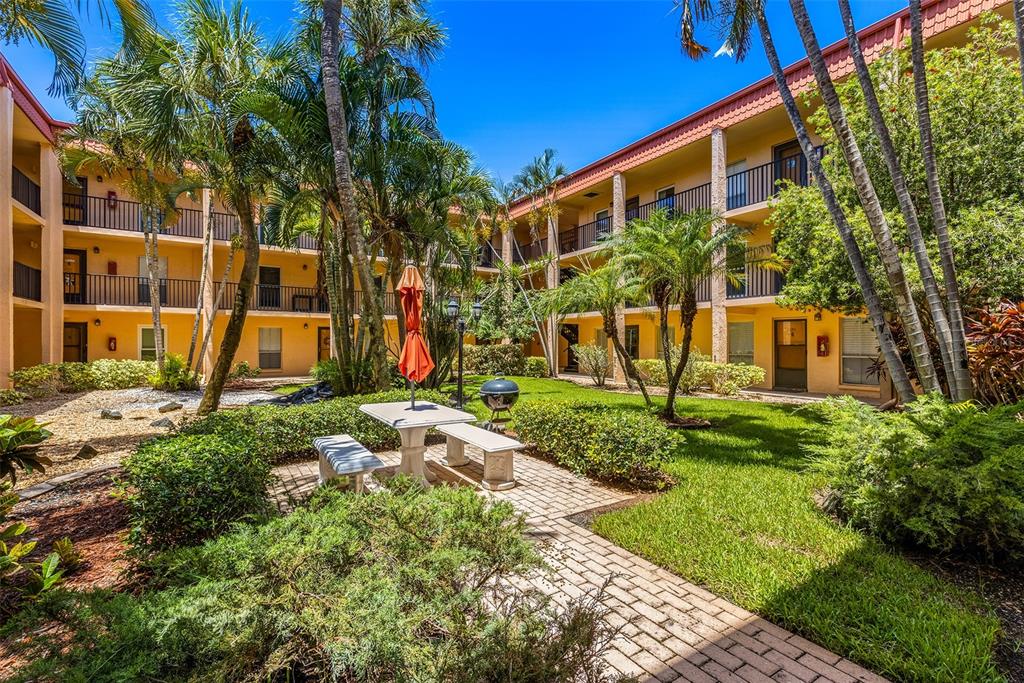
[{"left": 674, "top": 0, "right": 917, "bottom": 401}]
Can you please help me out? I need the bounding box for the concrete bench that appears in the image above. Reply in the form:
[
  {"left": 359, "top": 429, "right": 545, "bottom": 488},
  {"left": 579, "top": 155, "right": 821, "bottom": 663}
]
[
  {"left": 436, "top": 423, "right": 523, "bottom": 491},
  {"left": 313, "top": 435, "right": 384, "bottom": 493}
]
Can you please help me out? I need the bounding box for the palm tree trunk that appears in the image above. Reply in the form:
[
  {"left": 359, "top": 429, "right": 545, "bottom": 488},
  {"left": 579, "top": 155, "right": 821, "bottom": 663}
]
[
  {"left": 788, "top": 0, "right": 941, "bottom": 395},
  {"left": 664, "top": 295, "right": 697, "bottom": 421},
  {"left": 605, "top": 316, "right": 652, "bottom": 407},
  {"left": 908, "top": 0, "right": 973, "bottom": 400},
  {"left": 837, "top": 0, "right": 963, "bottom": 398},
  {"left": 755, "top": 9, "right": 917, "bottom": 402},
  {"left": 322, "top": 0, "right": 390, "bottom": 390},
  {"left": 143, "top": 210, "right": 165, "bottom": 376},
  {"left": 199, "top": 207, "right": 259, "bottom": 414},
  {"left": 191, "top": 246, "right": 234, "bottom": 384},
  {"left": 186, "top": 193, "right": 214, "bottom": 373}
]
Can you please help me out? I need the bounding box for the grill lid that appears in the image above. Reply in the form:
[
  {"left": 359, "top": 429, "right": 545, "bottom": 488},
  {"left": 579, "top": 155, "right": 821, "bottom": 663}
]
[{"left": 480, "top": 376, "right": 519, "bottom": 395}]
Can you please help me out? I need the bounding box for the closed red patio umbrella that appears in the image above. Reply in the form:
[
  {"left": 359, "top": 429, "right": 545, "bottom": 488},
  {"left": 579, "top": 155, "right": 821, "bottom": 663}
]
[{"left": 396, "top": 265, "right": 434, "bottom": 406}]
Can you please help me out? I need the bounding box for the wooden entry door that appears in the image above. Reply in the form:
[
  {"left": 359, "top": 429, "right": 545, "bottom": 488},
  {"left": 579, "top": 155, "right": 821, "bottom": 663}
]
[
  {"left": 63, "top": 322, "right": 88, "bottom": 362},
  {"left": 317, "top": 327, "right": 332, "bottom": 362},
  {"left": 774, "top": 319, "right": 807, "bottom": 391},
  {"left": 773, "top": 139, "right": 807, "bottom": 189},
  {"left": 63, "top": 249, "right": 87, "bottom": 304}
]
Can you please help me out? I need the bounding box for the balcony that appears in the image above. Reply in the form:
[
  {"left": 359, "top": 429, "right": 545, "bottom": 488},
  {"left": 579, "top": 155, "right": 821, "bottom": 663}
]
[
  {"left": 512, "top": 238, "right": 547, "bottom": 264},
  {"left": 13, "top": 262, "right": 41, "bottom": 301},
  {"left": 62, "top": 272, "right": 399, "bottom": 315},
  {"left": 558, "top": 216, "right": 611, "bottom": 255},
  {"left": 13, "top": 168, "right": 42, "bottom": 215},
  {"left": 725, "top": 148, "right": 822, "bottom": 210},
  {"left": 627, "top": 183, "right": 713, "bottom": 224}
]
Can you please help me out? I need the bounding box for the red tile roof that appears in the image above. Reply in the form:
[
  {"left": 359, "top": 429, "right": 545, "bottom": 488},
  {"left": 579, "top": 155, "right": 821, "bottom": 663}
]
[{"left": 0, "top": 54, "right": 73, "bottom": 144}]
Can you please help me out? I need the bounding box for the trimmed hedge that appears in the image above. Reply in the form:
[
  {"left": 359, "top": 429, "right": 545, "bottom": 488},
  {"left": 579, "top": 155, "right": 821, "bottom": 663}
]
[
  {"left": 120, "top": 434, "right": 274, "bottom": 551},
  {"left": 464, "top": 344, "right": 525, "bottom": 376},
  {"left": 810, "top": 394, "right": 1024, "bottom": 560},
  {"left": 514, "top": 401, "right": 677, "bottom": 489},
  {"left": 179, "top": 389, "right": 448, "bottom": 461},
  {"left": 9, "top": 360, "right": 155, "bottom": 398},
  {"left": 634, "top": 349, "right": 765, "bottom": 395},
  {"left": 523, "top": 356, "right": 549, "bottom": 378}
]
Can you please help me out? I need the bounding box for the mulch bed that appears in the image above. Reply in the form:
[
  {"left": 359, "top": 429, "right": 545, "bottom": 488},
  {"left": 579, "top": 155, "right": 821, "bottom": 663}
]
[{"left": 1, "top": 470, "right": 130, "bottom": 624}]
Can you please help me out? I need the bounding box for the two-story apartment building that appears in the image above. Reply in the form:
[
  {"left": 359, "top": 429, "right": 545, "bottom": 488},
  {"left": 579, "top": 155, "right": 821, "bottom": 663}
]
[
  {"left": 498, "top": 0, "right": 1010, "bottom": 400},
  {"left": 0, "top": 55, "right": 499, "bottom": 388}
]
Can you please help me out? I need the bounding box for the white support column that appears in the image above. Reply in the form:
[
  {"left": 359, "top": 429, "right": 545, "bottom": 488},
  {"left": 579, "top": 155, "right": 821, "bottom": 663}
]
[
  {"left": 39, "top": 143, "right": 63, "bottom": 364},
  {"left": 0, "top": 88, "right": 14, "bottom": 388},
  {"left": 200, "top": 189, "right": 216, "bottom": 378},
  {"left": 611, "top": 170, "right": 627, "bottom": 383},
  {"left": 545, "top": 214, "right": 560, "bottom": 377},
  {"left": 710, "top": 127, "right": 729, "bottom": 363}
]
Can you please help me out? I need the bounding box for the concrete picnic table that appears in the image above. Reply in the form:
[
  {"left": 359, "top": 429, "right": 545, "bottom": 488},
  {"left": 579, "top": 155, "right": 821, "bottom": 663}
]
[{"left": 358, "top": 400, "right": 476, "bottom": 483}]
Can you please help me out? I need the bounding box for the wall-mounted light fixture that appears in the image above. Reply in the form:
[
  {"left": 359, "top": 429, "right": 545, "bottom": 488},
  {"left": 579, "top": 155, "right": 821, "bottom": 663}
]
[
  {"left": 302, "top": 264, "right": 308, "bottom": 270},
  {"left": 93, "top": 319, "right": 102, "bottom": 327},
  {"left": 813, "top": 310, "right": 823, "bottom": 322},
  {"left": 92, "top": 246, "right": 100, "bottom": 254},
  {"left": 303, "top": 323, "right": 309, "bottom": 330}
]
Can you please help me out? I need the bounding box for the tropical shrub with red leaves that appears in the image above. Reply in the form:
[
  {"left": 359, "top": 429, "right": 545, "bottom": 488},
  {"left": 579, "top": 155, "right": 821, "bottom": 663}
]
[{"left": 967, "top": 301, "right": 1024, "bottom": 405}]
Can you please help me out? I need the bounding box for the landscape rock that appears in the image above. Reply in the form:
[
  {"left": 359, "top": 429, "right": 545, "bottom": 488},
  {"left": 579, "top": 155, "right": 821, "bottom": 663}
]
[
  {"left": 74, "top": 443, "right": 99, "bottom": 460},
  {"left": 150, "top": 417, "right": 175, "bottom": 429},
  {"left": 99, "top": 409, "right": 122, "bottom": 420},
  {"left": 157, "top": 401, "right": 183, "bottom": 413}
]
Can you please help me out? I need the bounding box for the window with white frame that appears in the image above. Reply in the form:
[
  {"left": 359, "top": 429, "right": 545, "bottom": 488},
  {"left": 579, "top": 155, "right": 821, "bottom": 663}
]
[
  {"left": 140, "top": 327, "right": 166, "bottom": 361},
  {"left": 728, "top": 321, "right": 754, "bottom": 365},
  {"left": 841, "top": 317, "right": 880, "bottom": 385},
  {"left": 258, "top": 328, "right": 282, "bottom": 370}
]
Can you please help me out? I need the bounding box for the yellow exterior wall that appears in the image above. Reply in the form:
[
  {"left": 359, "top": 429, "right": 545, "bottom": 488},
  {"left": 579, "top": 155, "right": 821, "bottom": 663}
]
[{"left": 13, "top": 307, "right": 42, "bottom": 369}]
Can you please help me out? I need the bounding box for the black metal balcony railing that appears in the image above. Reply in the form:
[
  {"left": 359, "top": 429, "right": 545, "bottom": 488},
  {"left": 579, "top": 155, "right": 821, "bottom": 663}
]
[
  {"left": 725, "top": 148, "right": 822, "bottom": 210},
  {"left": 513, "top": 238, "right": 548, "bottom": 264},
  {"left": 477, "top": 246, "right": 496, "bottom": 268},
  {"left": 256, "top": 224, "right": 319, "bottom": 251},
  {"left": 627, "top": 183, "right": 714, "bottom": 225},
  {"left": 558, "top": 216, "right": 611, "bottom": 255},
  {"left": 13, "top": 168, "right": 42, "bottom": 215},
  {"left": 63, "top": 193, "right": 206, "bottom": 238},
  {"left": 13, "top": 262, "right": 42, "bottom": 301},
  {"left": 350, "top": 291, "right": 398, "bottom": 317}
]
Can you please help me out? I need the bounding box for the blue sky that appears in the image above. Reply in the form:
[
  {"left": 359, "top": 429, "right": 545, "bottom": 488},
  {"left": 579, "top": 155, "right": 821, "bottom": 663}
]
[{"left": 3, "top": 0, "right": 906, "bottom": 180}]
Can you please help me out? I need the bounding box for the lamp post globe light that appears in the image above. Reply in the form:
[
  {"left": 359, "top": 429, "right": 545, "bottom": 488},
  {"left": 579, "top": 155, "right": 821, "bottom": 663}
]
[{"left": 449, "top": 298, "right": 482, "bottom": 409}]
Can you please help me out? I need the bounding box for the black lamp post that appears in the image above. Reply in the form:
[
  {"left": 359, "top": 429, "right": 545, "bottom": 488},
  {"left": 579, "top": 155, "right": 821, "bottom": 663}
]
[{"left": 448, "top": 297, "right": 482, "bottom": 409}]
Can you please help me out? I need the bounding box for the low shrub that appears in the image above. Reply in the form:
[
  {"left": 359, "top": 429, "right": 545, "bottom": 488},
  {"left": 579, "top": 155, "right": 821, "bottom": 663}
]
[
  {"left": 514, "top": 401, "right": 677, "bottom": 489},
  {"left": 9, "top": 365, "right": 60, "bottom": 399},
  {"left": 635, "top": 348, "right": 764, "bottom": 395},
  {"left": 523, "top": 356, "right": 549, "bottom": 378},
  {"left": 465, "top": 344, "right": 526, "bottom": 376},
  {"left": 179, "top": 388, "right": 449, "bottom": 461},
  {"left": 810, "top": 394, "right": 1024, "bottom": 560},
  {"left": 9, "top": 360, "right": 155, "bottom": 398},
  {"left": 149, "top": 354, "right": 199, "bottom": 392},
  {"left": 707, "top": 363, "right": 765, "bottom": 396},
  {"left": 633, "top": 359, "right": 666, "bottom": 386},
  {"left": 0, "top": 389, "right": 26, "bottom": 407},
  {"left": 572, "top": 343, "right": 610, "bottom": 386},
  {"left": 3, "top": 483, "right": 628, "bottom": 682},
  {"left": 311, "top": 358, "right": 344, "bottom": 393},
  {"left": 119, "top": 434, "right": 274, "bottom": 551},
  {"left": 227, "top": 360, "right": 261, "bottom": 381}
]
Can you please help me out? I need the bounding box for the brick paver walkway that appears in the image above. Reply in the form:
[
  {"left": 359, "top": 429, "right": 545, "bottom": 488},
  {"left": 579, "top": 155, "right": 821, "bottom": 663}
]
[{"left": 273, "top": 446, "right": 887, "bottom": 683}]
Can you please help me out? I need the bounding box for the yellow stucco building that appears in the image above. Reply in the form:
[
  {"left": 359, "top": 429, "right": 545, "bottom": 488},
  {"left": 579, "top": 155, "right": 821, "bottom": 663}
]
[{"left": 0, "top": 0, "right": 1011, "bottom": 394}]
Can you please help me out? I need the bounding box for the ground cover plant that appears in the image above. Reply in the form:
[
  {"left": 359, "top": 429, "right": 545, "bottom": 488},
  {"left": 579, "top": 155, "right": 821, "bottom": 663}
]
[
  {"left": 810, "top": 394, "right": 1024, "bottom": 560},
  {"left": 2, "top": 482, "right": 630, "bottom": 682},
  {"left": 179, "top": 388, "right": 448, "bottom": 461},
  {"left": 448, "top": 376, "right": 1006, "bottom": 682},
  {"left": 8, "top": 360, "right": 156, "bottom": 399}
]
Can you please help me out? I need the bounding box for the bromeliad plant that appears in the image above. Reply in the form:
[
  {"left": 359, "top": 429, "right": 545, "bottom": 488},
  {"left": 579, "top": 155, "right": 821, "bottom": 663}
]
[
  {"left": 967, "top": 300, "right": 1024, "bottom": 405},
  {"left": 0, "top": 416, "right": 52, "bottom": 486}
]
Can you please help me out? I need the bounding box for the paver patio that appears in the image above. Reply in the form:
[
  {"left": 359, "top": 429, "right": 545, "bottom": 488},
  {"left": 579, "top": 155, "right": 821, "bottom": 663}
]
[{"left": 273, "top": 445, "right": 888, "bottom": 683}]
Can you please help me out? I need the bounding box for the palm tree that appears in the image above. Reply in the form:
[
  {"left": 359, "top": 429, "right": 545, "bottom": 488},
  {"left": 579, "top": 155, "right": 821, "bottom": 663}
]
[
  {"left": 1, "top": 0, "right": 154, "bottom": 97},
  {"left": 322, "top": 0, "right": 391, "bottom": 390},
  {"left": 545, "top": 261, "right": 653, "bottom": 407},
  {"left": 674, "top": 0, "right": 917, "bottom": 402},
  {"left": 906, "top": 0, "right": 973, "bottom": 399},
  {"left": 513, "top": 149, "right": 567, "bottom": 375},
  {"left": 1014, "top": 0, "right": 1024, "bottom": 94},
  {"left": 785, "top": 0, "right": 941, "bottom": 395},
  {"left": 613, "top": 208, "right": 756, "bottom": 419},
  {"left": 836, "top": 0, "right": 969, "bottom": 399}
]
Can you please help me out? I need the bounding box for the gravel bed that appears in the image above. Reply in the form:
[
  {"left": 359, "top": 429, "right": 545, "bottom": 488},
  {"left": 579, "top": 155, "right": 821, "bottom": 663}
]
[{"left": 4, "top": 387, "right": 277, "bottom": 492}]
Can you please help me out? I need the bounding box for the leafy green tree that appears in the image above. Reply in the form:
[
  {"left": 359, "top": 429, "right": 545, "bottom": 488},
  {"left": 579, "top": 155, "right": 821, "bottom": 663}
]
[
  {"left": 544, "top": 261, "right": 653, "bottom": 407},
  {"left": 613, "top": 208, "right": 756, "bottom": 420}
]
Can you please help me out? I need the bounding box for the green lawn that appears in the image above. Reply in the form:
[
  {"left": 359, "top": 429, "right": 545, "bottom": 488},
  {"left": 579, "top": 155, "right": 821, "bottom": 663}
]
[
  {"left": 271, "top": 383, "right": 311, "bottom": 395},
  {"left": 452, "top": 376, "right": 1003, "bottom": 682}
]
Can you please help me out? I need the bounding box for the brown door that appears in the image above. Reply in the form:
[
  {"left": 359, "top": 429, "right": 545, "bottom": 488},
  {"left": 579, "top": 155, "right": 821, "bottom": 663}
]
[
  {"left": 773, "top": 140, "right": 806, "bottom": 189},
  {"left": 774, "top": 319, "right": 807, "bottom": 391},
  {"left": 63, "top": 323, "right": 88, "bottom": 362},
  {"left": 317, "top": 327, "right": 332, "bottom": 362},
  {"left": 63, "top": 249, "right": 87, "bottom": 304}
]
